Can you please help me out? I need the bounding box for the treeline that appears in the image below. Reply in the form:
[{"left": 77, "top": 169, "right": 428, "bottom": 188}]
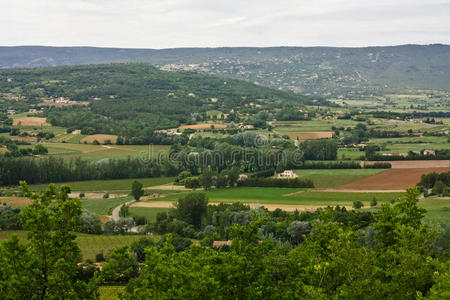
[
  {"left": 0, "top": 156, "right": 176, "bottom": 186},
  {"left": 371, "top": 149, "right": 450, "bottom": 161},
  {"left": 371, "top": 111, "right": 450, "bottom": 119},
  {"left": 297, "top": 160, "right": 361, "bottom": 169},
  {"left": 300, "top": 139, "right": 338, "bottom": 160},
  {"left": 417, "top": 171, "right": 450, "bottom": 196},
  {"left": 238, "top": 177, "right": 314, "bottom": 188}
]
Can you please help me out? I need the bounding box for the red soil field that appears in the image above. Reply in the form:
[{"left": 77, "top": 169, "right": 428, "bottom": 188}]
[{"left": 339, "top": 167, "right": 449, "bottom": 190}]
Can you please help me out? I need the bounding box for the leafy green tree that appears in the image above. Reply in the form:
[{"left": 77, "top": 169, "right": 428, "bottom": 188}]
[
  {"left": 184, "top": 176, "right": 200, "bottom": 189},
  {"left": 131, "top": 180, "right": 144, "bottom": 201},
  {"left": 0, "top": 182, "right": 99, "bottom": 299},
  {"left": 353, "top": 201, "right": 364, "bottom": 209},
  {"left": 79, "top": 211, "right": 102, "bottom": 234},
  {"left": 119, "top": 204, "right": 129, "bottom": 218},
  {"left": 199, "top": 167, "right": 215, "bottom": 190},
  {"left": 175, "top": 193, "right": 208, "bottom": 229},
  {"left": 101, "top": 246, "right": 138, "bottom": 284}
]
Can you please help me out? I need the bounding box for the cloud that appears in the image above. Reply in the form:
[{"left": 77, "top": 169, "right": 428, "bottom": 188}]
[{"left": 0, "top": 0, "right": 449, "bottom": 47}]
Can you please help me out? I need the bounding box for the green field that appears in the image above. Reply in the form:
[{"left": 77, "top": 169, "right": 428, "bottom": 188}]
[
  {"left": 419, "top": 196, "right": 450, "bottom": 224},
  {"left": 273, "top": 119, "right": 360, "bottom": 132},
  {"left": 337, "top": 148, "right": 365, "bottom": 160},
  {"left": 99, "top": 286, "right": 125, "bottom": 300},
  {"left": 160, "top": 187, "right": 404, "bottom": 207},
  {"left": 29, "top": 177, "right": 175, "bottom": 192},
  {"left": 82, "top": 196, "right": 132, "bottom": 215},
  {"left": 40, "top": 143, "right": 171, "bottom": 161},
  {"left": 0, "top": 231, "right": 147, "bottom": 261},
  {"left": 129, "top": 207, "right": 172, "bottom": 222},
  {"left": 293, "top": 169, "right": 387, "bottom": 188}
]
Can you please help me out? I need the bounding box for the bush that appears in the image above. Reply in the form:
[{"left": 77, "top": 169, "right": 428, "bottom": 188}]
[
  {"left": 103, "top": 193, "right": 109, "bottom": 199},
  {"left": 104, "top": 218, "right": 136, "bottom": 234},
  {"left": 133, "top": 215, "right": 147, "bottom": 226},
  {"left": 95, "top": 252, "right": 105, "bottom": 262},
  {"left": 79, "top": 211, "right": 102, "bottom": 234},
  {"left": 364, "top": 162, "right": 392, "bottom": 169},
  {"left": 184, "top": 176, "right": 200, "bottom": 189},
  {"left": 353, "top": 201, "right": 364, "bottom": 209},
  {"left": 370, "top": 198, "right": 378, "bottom": 207}
]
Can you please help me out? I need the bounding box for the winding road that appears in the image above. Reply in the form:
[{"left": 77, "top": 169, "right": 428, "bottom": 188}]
[{"left": 111, "top": 199, "right": 136, "bottom": 221}]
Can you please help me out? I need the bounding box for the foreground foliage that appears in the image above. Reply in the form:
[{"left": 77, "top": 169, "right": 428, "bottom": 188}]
[
  {"left": 123, "top": 188, "right": 448, "bottom": 299},
  {"left": 0, "top": 182, "right": 99, "bottom": 299}
]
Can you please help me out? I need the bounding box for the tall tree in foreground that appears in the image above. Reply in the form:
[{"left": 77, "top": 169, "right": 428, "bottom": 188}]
[{"left": 0, "top": 181, "right": 99, "bottom": 299}]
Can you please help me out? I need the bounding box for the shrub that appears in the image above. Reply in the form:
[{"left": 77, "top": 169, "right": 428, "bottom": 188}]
[
  {"left": 103, "top": 193, "right": 109, "bottom": 199},
  {"left": 184, "top": 176, "right": 200, "bottom": 189},
  {"left": 95, "top": 252, "right": 105, "bottom": 262},
  {"left": 370, "top": 198, "right": 378, "bottom": 207},
  {"left": 353, "top": 201, "right": 364, "bottom": 209}
]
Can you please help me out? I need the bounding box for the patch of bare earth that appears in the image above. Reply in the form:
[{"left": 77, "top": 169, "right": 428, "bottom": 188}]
[
  {"left": 80, "top": 134, "right": 118, "bottom": 144},
  {"left": 13, "top": 117, "right": 49, "bottom": 126},
  {"left": 68, "top": 192, "right": 127, "bottom": 199},
  {"left": 339, "top": 167, "right": 449, "bottom": 190},
  {"left": 0, "top": 196, "right": 32, "bottom": 207},
  {"left": 366, "top": 160, "right": 450, "bottom": 169},
  {"left": 179, "top": 124, "right": 227, "bottom": 130}
]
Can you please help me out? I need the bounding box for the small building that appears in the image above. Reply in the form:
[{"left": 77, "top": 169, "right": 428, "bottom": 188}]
[
  {"left": 212, "top": 240, "right": 232, "bottom": 248},
  {"left": 423, "top": 150, "right": 436, "bottom": 156},
  {"left": 239, "top": 174, "right": 248, "bottom": 181},
  {"left": 7, "top": 109, "right": 16, "bottom": 115},
  {"left": 278, "top": 170, "right": 298, "bottom": 178}
]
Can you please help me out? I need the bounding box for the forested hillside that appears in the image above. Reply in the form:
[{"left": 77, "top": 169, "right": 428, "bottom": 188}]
[
  {"left": 1, "top": 45, "right": 449, "bottom": 96},
  {"left": 0, "top": 63, "right": 315, "bottom": 139}
]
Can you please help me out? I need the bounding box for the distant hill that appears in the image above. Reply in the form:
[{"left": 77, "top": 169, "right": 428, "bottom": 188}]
[
  {"left": 0, "top": 64, "right": 315, "bottom": 139},
  {"left": 1, "top": 45, "right": 449, "bottom": 97}
]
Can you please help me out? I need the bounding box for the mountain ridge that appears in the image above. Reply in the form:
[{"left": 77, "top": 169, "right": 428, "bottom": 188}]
[{"left": 1, "top": 44, "right": 449, "bottom": 97}]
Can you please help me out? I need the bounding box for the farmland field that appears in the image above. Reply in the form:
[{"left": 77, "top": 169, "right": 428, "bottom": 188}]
[
  {"left": 81, "top": 196, "right": 132, "bottom": 215},
  {"left": 0, "top": 196, "right": 32, "bottom": 208},
  {"left": 294, "top": 169, "right": 387, "bottom": 188},
  {"left": 340, "top": 167, "right": 449, "bottom": 190},
  {"left": 12, "top": 117, "right": 49, "bottom": 126},
  {"left": 37, "top": 143, "right": 170, "bottom": 160},
  {"left": 129, "top": 207, "right": 172, "bottom": 222},
  {"left": 280, "top": 131, "right": 333, "bottom": 140},
  {"left": 80, "top": 134, "right": 118, "bottom": 144},
  {"left": 99, "top": 286, "right": 125, "bottom": 300},
  {"left": 0, "top": 231, "right": 148, "bottom": 261},
  {"left": 156, "top": 187, "right": 404, "bottom": 207},
  {"left": 179, "top": 123, "right": 227, "bottom": 130},
  {"left": 29, "top": 177, "right": 175, "bottom": 192}
]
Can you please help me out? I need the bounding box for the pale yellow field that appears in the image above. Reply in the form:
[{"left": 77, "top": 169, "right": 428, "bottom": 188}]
[
  {"left": 80, "top": 134, "right": 118, "bottom": 144},
  {"left": 13, "top": 117, "right": 49, "bottom": 126}
]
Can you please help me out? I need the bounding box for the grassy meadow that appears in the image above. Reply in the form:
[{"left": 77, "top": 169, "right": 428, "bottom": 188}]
[
  {"left": 159, "top": 187, "right": 404, "bottom": 207},
  {"left": 0, "top": 231, "right": 148, "bottom": 261},
  {"left": 29, "top": 177, "right": 175, "bottom": 192},
  {"left": 129, "top": 207, "right": 172, "bottom": 222}
]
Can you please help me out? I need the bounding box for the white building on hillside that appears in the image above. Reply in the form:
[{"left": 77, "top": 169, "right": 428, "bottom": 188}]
[{"left": 278, "top": 170, "right": 297, "bottom": 178}]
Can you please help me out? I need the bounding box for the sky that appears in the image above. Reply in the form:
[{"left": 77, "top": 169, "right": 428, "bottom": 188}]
[{"left": 1, "top": 0, "right": 449, "bottom": 48}]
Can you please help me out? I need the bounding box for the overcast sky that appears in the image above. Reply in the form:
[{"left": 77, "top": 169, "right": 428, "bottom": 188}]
[{"left": 1, "top": 0, "right": 449, "bottom": 48}]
